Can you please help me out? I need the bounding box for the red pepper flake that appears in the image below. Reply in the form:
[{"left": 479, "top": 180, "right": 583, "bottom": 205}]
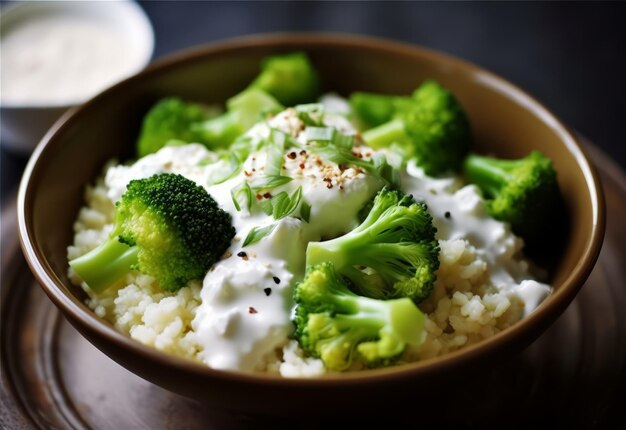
[
  {"left": 299, "top": 163, "right": 305, "bottom": 169},
  {"left": 264, "top": 288, "right": 272, "bottom": 296},
  {"left": 338, "top": 164, "right": 347, "bottom": 171},
  {"left": 237, "top": 251, "right": 249, "bottom": 261},
  {"left": 263, "top": 192, "right": 272, "bottom": 199},
  {"left": 364, "top": 152, "right": 372, "bottom": 158},
  {"left": 326, "top": 183, "right": 333, "bottom": 189},
  {"left": 248, "top": 307, "right": 258, "bottom": 314},
  {"left": 287, "top": 152, "right": 297, "bottom": 159},
  {"left": 352, "top": 150, "right": 363, "bottom": 159},
  {"left": 299, "top": 150, "right": 307, "bottom": 156},
  {"left": 244, "top": 170, "right": 252, "bottom": 177},
  {"left": 256, "top": 194, "right": 263, "bottom": 200}
]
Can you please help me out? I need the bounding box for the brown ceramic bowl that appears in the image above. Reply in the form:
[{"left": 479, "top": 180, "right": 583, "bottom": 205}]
[{"left": 17, "top": 34, "right": 604, "bottom": 416}]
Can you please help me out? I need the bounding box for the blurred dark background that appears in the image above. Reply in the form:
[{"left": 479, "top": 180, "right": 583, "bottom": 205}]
[{"left": 2, "top": 1, "right": 626, "bottom": 205}]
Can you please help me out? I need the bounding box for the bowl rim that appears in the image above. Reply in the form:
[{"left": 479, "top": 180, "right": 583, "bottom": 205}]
[
  {"left": 0, "top": 0, "right": 154, "bottom": 109},
  {"left": 17, "top": 32, "right": 606, "bottom": 386}
]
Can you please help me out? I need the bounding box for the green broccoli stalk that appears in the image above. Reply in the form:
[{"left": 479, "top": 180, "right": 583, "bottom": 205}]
[
  {"left": 294, "top": 262, "right": 425, "bottom": 371},
  {"left": 248, "top": 52, "right": 320, "bottom": 106},
  {"left": 69, "top": 173, "right": 235, "bottom": 293},
  {"left": 306, "top": 188, "right": 439, "bottom": 303},
  {"left": 361, "top": 80, "right": 471, "bottom": 175},
  {"left": 463, "top": 150, "right": 563, "bottom": 249}
]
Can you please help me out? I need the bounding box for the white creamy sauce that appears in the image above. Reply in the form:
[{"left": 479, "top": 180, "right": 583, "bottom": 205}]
[
  {"left": 1, "top": 16, "right": 140, "bottom": 104},
  {"left": 102, "top": 105, "right": 551, "bottom": 370},
  {"left": 403, "top": 160, "right": 551, "bottom": 314},
  {"left": 104, "top": 109, "right": 382, "bottom": 370},
  {"left": 515, "top": 280, "right": 552, "bottom": 315},
  {"left": 192, "top": 256, "right": 293, "bottom": 371}
]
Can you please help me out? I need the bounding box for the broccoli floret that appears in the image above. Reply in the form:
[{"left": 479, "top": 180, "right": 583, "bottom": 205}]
[
  {"left": 136, "top": 98, "right": 214, "bottom": 158},
  {"left": 361, "top": 80, "right": 471, "bottom": 175},
  {"left": 137, "top": 53, "right": 315, "bottom": 156},
  {"left": 349, "top": 92, "right": 412, "bottom": 129},
  {"left": 69, "top": 173, "right": 235, "bottom": 293},
  {"left": 248, "top": 52, "right": 320, "bottom": 106},
  {"left": 294, "top": 262, "right": 425, "bottom": 371},
  {"left": 137, "top": 90, "right": 283, "bottom": 157},
  {"left": 463, "top": 150, "right": 563, "bottom": 248},
  {"left": 306, "top": 188, "right": 439, "bottom": 303}
]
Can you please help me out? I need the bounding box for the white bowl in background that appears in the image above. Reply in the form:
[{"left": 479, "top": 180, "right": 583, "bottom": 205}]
[{"left": 0, "top": 1, "right": 154, "bottom": 153}]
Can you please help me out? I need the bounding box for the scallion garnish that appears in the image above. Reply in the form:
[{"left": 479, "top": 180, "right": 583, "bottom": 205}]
[
  {"left": 230, "top": 181, "right": 253, "bottom": 212},
  {"left": 303, "top": 126, "right": 335, "bottom": 143},
  {"left": 260, "top": 186, "right": 303, "bottom": 220},
  {"left": 243, "top": 223, "right": 277, "bottom": 247},
  {"left": 300, "top": 200, "right": 311, "bottom": 223},
  {"left": 249, "top": 174, "right": 293, "bottom": 191},
  {"left": 265, "top": 128, "right": 288, "bottom": 177},
  {"left": 207, "top": 152, "right": 242, "bottom": 185},
  {"left": 295, "top": 103, "right": 325, "bottom": 126}
]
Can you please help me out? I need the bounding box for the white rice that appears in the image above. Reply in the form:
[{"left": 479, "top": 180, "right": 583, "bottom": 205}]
[{"left": 69, "top": 175, "right": 530, "bottom": 377}]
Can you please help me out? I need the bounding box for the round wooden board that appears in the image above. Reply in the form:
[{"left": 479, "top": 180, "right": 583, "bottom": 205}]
[{"left": 2, "top": 142, "right": 625, "bottom": 428}]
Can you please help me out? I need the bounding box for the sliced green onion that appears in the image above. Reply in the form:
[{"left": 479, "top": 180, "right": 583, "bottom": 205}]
[
  {"left": 243, "top": 223, "right": 277, "bottom": 247},
  {"left": 267, "top": 192, "right": 289, "bottom": 218},
  {"left": 265, "top": 128, "right": 288, "bottom": 176},
  {"left": 230, "top": 181, "right": 253, "bottom": 212},
  {"left": 332, "top": 132, "right": 355, "bottom": 149},
  {"left": 230, "top": 134, "right": 258, "bottom": 161},
  {"left": 275, "top": 186, "right": 302, "bottom": 220},
  {"left": 300, "top": 200, "right": 311, "bottom": 223},
  {"left": 249, "top": 174, "right": 293, "bottom": 191},
  {"left": 259, "top": 186, "right": 303, "bottom": 220},
  {"left": 197, "top": 152, "right": 221, "bottom": 167},
  {"left": 372, "top": 153, "right": 401, "bottom": 188},
  {"left": 303, "top": 126, "right": 335, "bottom": 143},
  {"left": 296, "top": 103, "right": 324, "bottom": 126},
  {"left": 207, "top": 153, "right": 242, "bottom": 185},
  {"left": 260, "top": 197, "right": 273, "bottom": 215}
]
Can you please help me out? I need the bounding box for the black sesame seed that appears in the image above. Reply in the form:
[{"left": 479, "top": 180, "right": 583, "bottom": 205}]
[
  {"left": 264, "top": 288, "right": 272, "bottom": 296},
  {"left": 273, "top": 276, "right": 280, "bottom": 284},
  {"left": 444, "top": 211, "right": 451, "bottom": 219},
  {"left": 237, "top": 251, "right": 247, "bottom": 258}
]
